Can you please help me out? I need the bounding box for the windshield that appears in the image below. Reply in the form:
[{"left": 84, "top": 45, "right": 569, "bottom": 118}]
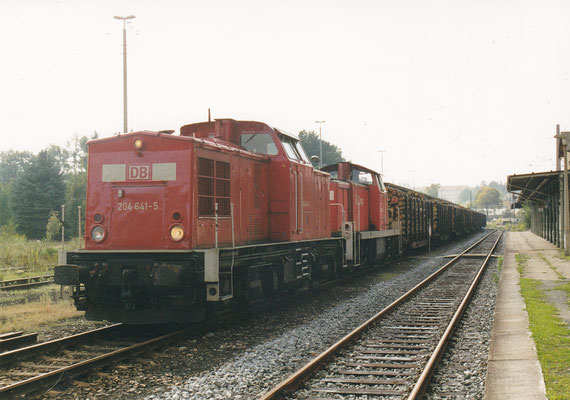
[{"left": 240, "top": 132, "right": 278, "bottom": 155}]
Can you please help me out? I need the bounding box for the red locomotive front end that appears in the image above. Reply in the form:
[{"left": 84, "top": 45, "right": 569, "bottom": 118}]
[{"left": 85, "top": 132, "right": 194, "bottom": 250}]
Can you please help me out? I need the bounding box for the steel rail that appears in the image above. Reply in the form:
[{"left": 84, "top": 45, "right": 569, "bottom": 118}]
[
  {"left": 407, "top": 230, "right": 503, "bottom": 399},
  {"left": 0, "top": 274, "right": 54, "bottom": 291},
  {"left": 0, "top": 333, "right": 38, "bottom": 352},
  {"left": 0, "top": 324, "right": 122, "bottom": 366},
  {"left": 258, "top": 230, "right": 498, "bottom": 400},
  {"left": 0, "top": 325, "right": 194, "bottom": 397}
]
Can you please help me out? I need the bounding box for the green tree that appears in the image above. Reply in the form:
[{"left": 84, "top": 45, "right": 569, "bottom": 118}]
[
  {"left": 520, "top": 202, "right": 531, "bottom": 229},
  {"left": 62, "top": 133, "right": 94, "bottom": 239},
  {"left": 67, "top": 132, "right": 95, "bottom": 174},
  {"left": 488, "top": 180, "right": 507, "bottom": 196},
  {"left": 298, "top": 130, "right": 345, "bottom": 167},
  {"left": 64, "top": 172, "right": 87, "bottom": 239},
  {"left": 424, "top": 183, "right": 440, "bottom": 197},
  {"left": 46, "top": 211, "right": 62, "bottom": 241},
  {"left": 0, "top": 182, "right": 11, "bottom": 226},
  {"left": 11, "top": 150, "right": 66, "bottom": 239},
  {"left": 474, "top": 186, "right": 502, "bottom": 215},
  {"left": 0, "top": 150, "right": 34, "bottom": 184},
  {"left": 45, "top": 145, "right": 69, "bottom": 175},
  {"left": 458, "top": 187, "right": 472, "bottom": 204}
]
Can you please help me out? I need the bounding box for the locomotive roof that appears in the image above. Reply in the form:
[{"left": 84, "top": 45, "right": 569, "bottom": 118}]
[
  {"left": 85, "top": 129, "right": 270, "bottom": 162},
  {"left": 273, "top": 127, "right": 301, "bottom": 141}
]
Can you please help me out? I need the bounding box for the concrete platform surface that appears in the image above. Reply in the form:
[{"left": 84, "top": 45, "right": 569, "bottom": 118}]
[{"left": 484, "top": 231, "right": 547, "bottom": 400}]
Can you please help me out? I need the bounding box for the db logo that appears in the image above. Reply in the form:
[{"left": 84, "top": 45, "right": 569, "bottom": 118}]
[{"left": 128, "top": 165, "right": 151, "bottom": 180}]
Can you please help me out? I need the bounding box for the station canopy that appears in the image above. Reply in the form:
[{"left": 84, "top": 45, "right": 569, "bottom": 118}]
[{"left": 507, "top": 170, "right": 561, "bottom": 204}]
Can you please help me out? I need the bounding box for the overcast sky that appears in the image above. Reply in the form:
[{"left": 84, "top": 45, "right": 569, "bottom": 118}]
[{"left": 1, "top": 0, "right": 569, "bottom": 187}]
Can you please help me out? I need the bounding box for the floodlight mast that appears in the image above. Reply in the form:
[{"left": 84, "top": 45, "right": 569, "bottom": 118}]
[
  {"left": 315, "top": 120, "right": 326, "bottom": 169},
  {"left": 113, "top": 15, "right": 136, "bottom": 133}
]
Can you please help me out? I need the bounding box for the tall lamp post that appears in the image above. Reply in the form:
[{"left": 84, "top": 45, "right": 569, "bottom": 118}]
[
  {"left": 315, "top": 120, "right": 326, "bottom": 168},
  {"left": 378, "top": 150, "right": 385, "bottom": 176},
  {"left": 113, "top": 15, "right": 136, "bottom": 134}
]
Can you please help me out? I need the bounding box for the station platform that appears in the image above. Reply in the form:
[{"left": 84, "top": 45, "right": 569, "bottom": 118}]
[{"left": 484, "top": 231, "right": 570, "bottom": 399}]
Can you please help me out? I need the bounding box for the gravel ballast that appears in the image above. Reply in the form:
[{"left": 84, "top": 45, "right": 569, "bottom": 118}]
[
  {"left": 424, "top": 237, "right": 505, "bottom": 399},
  {"left": 147, "top": 232, "right": 493, "bottom": 400},
  {"left": 33, "top": 231, "right": 500, "bottom": 400}
]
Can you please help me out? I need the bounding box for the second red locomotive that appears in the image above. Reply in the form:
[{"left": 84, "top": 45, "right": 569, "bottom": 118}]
[{"left": 55, "top": 118, "right": 485, "bottom": 324}]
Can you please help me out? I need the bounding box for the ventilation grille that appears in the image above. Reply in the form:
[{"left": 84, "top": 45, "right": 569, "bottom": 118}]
[{"left": 198, "top": 158, "right": 231, "bottom": 217}]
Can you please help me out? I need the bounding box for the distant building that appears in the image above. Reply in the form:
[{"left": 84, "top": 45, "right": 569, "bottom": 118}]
[{"left": 438, "top": 185, "right": 469, "bottom": 203}]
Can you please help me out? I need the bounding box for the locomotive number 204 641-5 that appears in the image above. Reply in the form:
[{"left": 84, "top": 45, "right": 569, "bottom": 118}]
[{"left": 117, "top": 201, "right": 159, "bottom": 211}]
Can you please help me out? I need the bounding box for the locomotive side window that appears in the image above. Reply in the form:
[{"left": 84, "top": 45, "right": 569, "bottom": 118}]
[
  {"left": 240, "top": 133, "right": 278, "bottom": 155},
  {"left": 294, "top": 141, "right": 310, "bottom": 163},
  {"left": 280, "top": 136, "right": 303, "bottom": 161},
  {"left": 352, "top": 170, "right": 373, "bottom": 186},
  {"left": 282, "top": 141, "right": 299, "bottom": 160},
  {"left": 197, "top": 157, "right": 231, "bottom": 217}
]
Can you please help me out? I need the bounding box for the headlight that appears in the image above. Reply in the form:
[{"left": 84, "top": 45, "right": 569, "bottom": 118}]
[
  {"left": 170, "top": 225, "right": 184, "bottom": 242},
  {"left": 133, "top": 138, "right": 143, "bottom": 150},
  {"left": 91, "top": 225, "right": 106, "bottom": 242}
]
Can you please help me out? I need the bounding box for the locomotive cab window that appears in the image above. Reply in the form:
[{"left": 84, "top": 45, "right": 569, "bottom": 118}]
[
  {"left": 281, "top": 139, "right": 300, "bottom": 160},
  {"left": 352, "top": 170, "right": 373, "bottom": 186},
  {"left": 294, "top": 141, "right": 310, "bottom": 163},
  {"left": 280, "top": 135, "right": 309, "bottom": 162},
  {"left": 240, "top": 132, "right": 278, "bottom": 155}
]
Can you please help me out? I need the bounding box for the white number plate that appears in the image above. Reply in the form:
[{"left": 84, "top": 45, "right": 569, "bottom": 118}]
[{"left": 117, "top": 201, "right": 159, "bottom": 211}]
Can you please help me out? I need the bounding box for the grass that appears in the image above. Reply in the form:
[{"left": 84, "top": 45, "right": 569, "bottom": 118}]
[
  {"left": 0, "top": 289, "right": 82, "bottom": 334},
  {"left": 557, "top": 250, "right": 570, "bottom": 262},
  {"left": 554, "top": 281, "right": 570, "bottom": 307},
  {"left": 515, "top": 253, "right": 529, "bottom": 275},
  {"left": 516, "top": 254, "right": 570, "bottom": 399},
  {"left": 538, "top": 253, "right": 565, "bottom": 280},
  {"left": 508, "top": 222, "right": 528, "bottom": 232},
  {"left": 0, "top": 229, "right": 77, "bottom": 281}
]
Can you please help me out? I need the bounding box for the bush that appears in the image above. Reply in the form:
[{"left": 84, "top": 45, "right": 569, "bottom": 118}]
[{"left": 46, "top": 211, "right": 62, "bottom": 241}]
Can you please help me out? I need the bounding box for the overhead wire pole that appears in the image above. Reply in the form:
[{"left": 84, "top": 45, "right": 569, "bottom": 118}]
[
  {"left": 113, "top": 15, "right": 136, "bottom": 133},
  {"left": 315, "top": 120, "right": 326, "bottom": 169}
]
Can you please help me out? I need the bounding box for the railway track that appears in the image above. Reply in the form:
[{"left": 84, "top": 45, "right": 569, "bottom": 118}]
[
  {"left": 260, "top": 230, "right": 503, "bottom": 400},
  {"left": 0, "top": 274, "right": 54, "bottom": 291},
  {"left": 0, "top": 323, "right": 196, "bottom": 398}
]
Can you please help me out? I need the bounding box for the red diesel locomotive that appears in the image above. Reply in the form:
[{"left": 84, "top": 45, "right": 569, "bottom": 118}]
[{"left": 55, "top": 119, "right": 485, "bottom": 324}]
